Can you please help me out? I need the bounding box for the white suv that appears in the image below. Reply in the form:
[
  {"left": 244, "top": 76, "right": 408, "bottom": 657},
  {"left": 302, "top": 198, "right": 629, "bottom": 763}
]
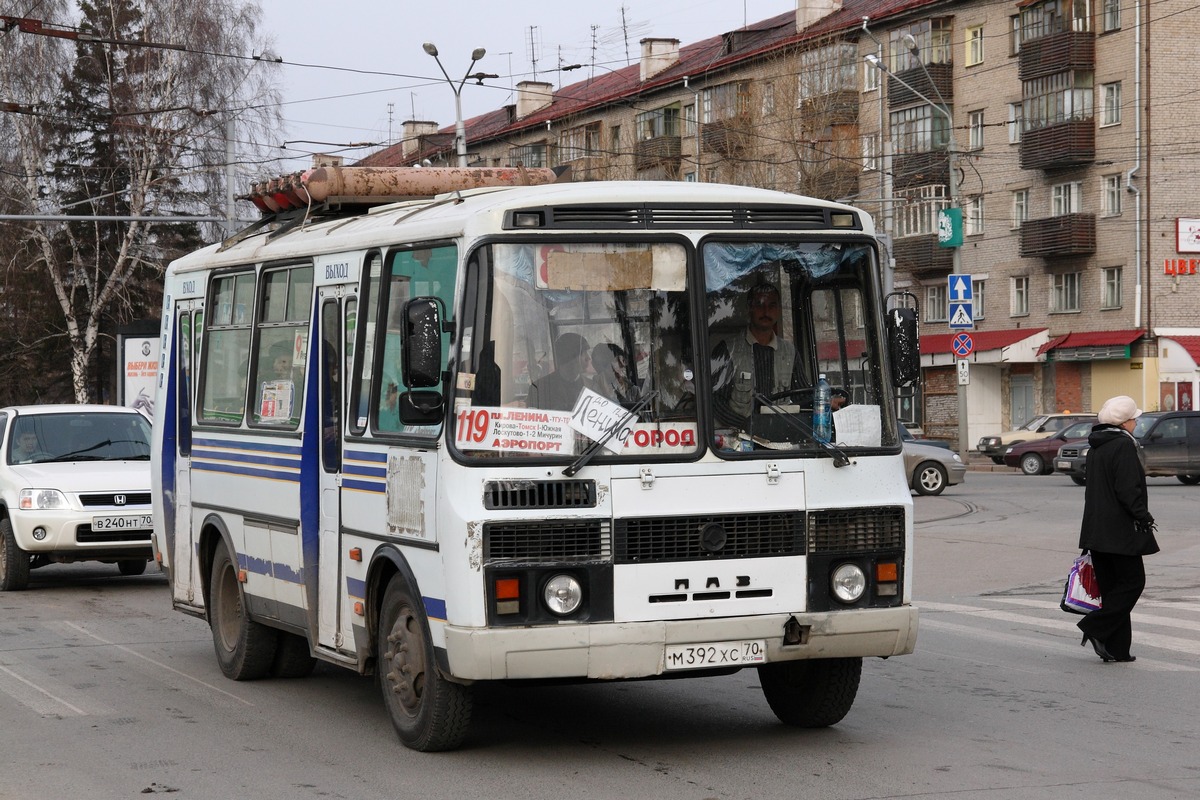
[{"left": 0, "top": 405, "right": 153, "bottom": 590}]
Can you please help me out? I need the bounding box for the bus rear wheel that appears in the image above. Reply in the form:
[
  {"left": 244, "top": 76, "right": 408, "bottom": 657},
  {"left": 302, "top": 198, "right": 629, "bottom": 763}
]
[
  {"left": 377, "top": 576, "right": 472, "bottom": 751},
  {"left": 209, "top": 540, "right": 278, "bottom": 680},
  {"left": 758, "top": 657, "right": 862, "bottom": 728}
]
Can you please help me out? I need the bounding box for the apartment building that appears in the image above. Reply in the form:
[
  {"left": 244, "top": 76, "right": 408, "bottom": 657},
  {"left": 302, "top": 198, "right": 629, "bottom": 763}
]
[{"left": 360, "top": 0, "right": 1199, "bottom": 449}]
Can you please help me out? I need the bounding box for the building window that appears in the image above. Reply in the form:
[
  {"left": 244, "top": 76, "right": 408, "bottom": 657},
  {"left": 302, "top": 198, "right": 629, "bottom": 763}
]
[
  {"left": 610, "top": 125, "right": 621, "bottom": 155},
  {"left": 684, "top": 171, "right": 696, "bottom": 182},
  {"left": 1012, "top": 189, "right": 1029, "bottom": 228},
  {"left": 862, "top": 134, "right": 879, "bottom": 172},
  {"left": 1007, "top": 102, "right": 1023, "bottom": 143},
  {"left": 1102, "top": 0, "right": 1121, "bottom": 32},
  {"left": 890, "top": 105, "right": 952, "bottom": 155},
  {"left": 888, "top": 18, "right": 953, "bottom": 73},
  {"left": 968, "top": 110, "right": 985, "bottom": 150},
  {"left": 1011, "top": 276, "right": 1029, "bottom": 316},
  {"left": 973, "top": 279, "right": 986, "bottom": 319},
  {"left": 1103, "top": 174, "right": 1123, "bottom": 216},
  {"left": 895, "top": 185, "right": 949, "bottom": 238},
  {"left": 1010, "top": 15, "right": 1022, "bottom": 55},
  {"left": 926, "top": 283, "right": 948, "bottom": 322},
  {"left": 797, "top": 43, "right": 858, "bottom": 102},
  {"left": 1021, "top": 0, "right": 1091, "bottom": 41},
  {"left": 509, "top": 142, "right": 547, "bottom": 168},
  {"left": 761, "top": 83, "right": 775, "bottom": 118},
  {"left": 702, "top": 81, "right": 750, "bottom": 123},
  {"left": 1023, "top": 70, "right": 1094, "bottom": 132},
  {"left": 966, "top": 25, "right": 985, "bottom": 66},
  {"left": 863, "top": 59, "right": 880, "bottom": 92},
  {"left": 1101, "top": 82, "right": 1121, "bottom": 126},
  {"left": 636, "top": 105, "right": 680, "bottom": 140},
  {"left": 1102, "top": 267, "right": 1122, "bottom": 309},
  {"left": 965, "top": 195, "right": 984, "bottom": 236},
  {"left": 558, "top": 122, "right": 600, "bottom": 162},
  {"left": 1050, "top": 272, "right": 1081, "bottom": 313},
  {"left": 1052, "top": 181, "right": 1082, "bottom": 215}
]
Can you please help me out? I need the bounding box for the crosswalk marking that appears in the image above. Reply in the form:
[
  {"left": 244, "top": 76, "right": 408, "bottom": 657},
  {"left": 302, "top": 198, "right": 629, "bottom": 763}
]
[{"left": 918, "top": 599, "right": 1200, "bottom": 669}]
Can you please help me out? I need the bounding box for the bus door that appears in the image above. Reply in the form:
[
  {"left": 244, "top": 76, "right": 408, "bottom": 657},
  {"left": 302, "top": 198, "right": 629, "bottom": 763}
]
[
  {"left": 316, "top": 284, "right": 355, "bottom": 650},
  {"left": 171, "top": 301, "right": 202, "bottom": 604}
]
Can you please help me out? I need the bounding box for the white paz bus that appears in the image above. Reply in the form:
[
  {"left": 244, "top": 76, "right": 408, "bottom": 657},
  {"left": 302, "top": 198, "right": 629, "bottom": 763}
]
[{"left": 151, "top": 167, "right": 922, "bottom": 751}]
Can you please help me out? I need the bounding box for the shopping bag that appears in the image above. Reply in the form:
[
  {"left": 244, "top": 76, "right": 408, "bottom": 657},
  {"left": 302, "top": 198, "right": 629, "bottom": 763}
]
[{"left": 1060, "top": 552, "right": 1102, "bottom": 615}]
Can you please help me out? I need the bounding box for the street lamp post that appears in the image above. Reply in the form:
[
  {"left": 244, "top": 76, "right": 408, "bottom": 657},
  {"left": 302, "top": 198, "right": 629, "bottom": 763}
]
[
  {"left": 865, "top": 52, "right": 970, "bottom": 456},
  {"left": 422, "top": 42, "right": 487, "bottom": 168}
]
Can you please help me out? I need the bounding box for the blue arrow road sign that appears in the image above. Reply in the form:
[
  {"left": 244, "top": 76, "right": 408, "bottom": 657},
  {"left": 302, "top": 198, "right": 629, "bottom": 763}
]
[{"left": 949, "top": 274, "right": 973, "bottom": 302}]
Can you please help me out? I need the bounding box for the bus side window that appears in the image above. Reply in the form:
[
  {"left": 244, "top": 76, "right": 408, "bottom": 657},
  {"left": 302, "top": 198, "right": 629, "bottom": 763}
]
[
  {"left": 199, "top": 272, "right": 254, "bottom": 423},
  {"left": 251, "top": 265, "right": 313, "bottom": 428},
  {"left": 349, "top": 253, "right": 382, "bottom": 436}
]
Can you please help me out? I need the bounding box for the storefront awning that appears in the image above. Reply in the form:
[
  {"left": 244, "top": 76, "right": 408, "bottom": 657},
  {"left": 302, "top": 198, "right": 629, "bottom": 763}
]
[
  {"left": 1036, "top": 329, "right": 1143, "bottom": 359},
  {"left": 921, "top": 328, "right": 1048, "bottom": 366}
]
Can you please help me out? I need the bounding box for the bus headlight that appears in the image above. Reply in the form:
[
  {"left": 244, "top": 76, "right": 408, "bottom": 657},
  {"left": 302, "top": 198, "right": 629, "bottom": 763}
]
[
  {"left": 831, "top": 563, "right": 867, "bottom": 604},
  {"left": 543, "top": 574, "right": 583, "bottom": 616}
]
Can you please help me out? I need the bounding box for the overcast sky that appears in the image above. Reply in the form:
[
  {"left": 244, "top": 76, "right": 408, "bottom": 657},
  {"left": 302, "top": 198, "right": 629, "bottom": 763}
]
[{"left": 256, "top": 0, "right": 796, "bottom": 171}]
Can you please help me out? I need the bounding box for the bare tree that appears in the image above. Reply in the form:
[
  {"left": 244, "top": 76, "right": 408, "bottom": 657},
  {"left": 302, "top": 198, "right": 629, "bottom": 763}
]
[{"left": 0, "top": 0, "right": 281, "bottom": 403}]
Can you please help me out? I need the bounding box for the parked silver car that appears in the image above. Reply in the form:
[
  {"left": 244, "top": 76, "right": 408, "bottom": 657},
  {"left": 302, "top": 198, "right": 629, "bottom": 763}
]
[{"left": 0, "top": 405, "right": 153, "bottom": 590}]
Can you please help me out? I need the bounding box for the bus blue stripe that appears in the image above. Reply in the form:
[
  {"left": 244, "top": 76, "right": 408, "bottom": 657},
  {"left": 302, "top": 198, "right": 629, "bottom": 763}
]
[
  {"left": 193, "top": 437, "right": 303, "bottom": 455},
  {"left": 192, "top": 449, "right": 301, "bottom": 469},
  {"left": 345, "top": 449, "right": 387, "bottom": 462},
  {"left": 424, "top": 597, "right": 447, "bottom": 621},
  {"left": 343, "top": 478, "right": 385, "bottom": 493},
  {"left": 193, "top": 461, "right": 301, "bottom": 482},
  {"left": 343, "top": 463, "right": 386, "bottom": 478}
]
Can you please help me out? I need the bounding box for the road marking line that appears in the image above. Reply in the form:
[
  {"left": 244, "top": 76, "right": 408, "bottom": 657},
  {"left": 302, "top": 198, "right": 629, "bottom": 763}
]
[
  {"left": 0, "top": 663, "right": 88, "bottom": 716},
  {"left": 62, "top": 621, "right": 254, "bottom": 707},
  {"left": 992, "top": 596, "right": 1200, "bottom": 632}
]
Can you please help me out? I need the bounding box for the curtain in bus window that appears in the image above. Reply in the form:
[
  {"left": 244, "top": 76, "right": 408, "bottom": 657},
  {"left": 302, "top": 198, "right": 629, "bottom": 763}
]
[{"left": 375, "top": 244, "right": 457, "bottom": 434}]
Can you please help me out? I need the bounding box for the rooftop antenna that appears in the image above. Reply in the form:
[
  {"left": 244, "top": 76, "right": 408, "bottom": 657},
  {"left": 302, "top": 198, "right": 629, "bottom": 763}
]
[
  {"left": 387, "top": 102, "right": 394, "bottom": 145},
  {"left": 526, "top": 25, "right": 541, "bottom": 80},
  {"left": 620, "top": 6, "right": 631, "bottom": 64}
]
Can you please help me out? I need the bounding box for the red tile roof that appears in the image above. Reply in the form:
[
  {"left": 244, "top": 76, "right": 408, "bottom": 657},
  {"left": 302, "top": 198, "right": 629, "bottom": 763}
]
[
  {"left": 1035, "top": 329, "right": 1143, "bottom": 356},
  {"left": 1164, "top": 335, "right": 1200, "bottom": 364},
  {"left": 920, "top": 328, "right": 1047, "bottom": 356}
]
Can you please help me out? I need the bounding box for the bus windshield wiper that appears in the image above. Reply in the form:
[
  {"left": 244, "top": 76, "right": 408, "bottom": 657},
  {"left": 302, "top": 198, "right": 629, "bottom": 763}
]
[
  {"left": 752, "top": 391, "right": 853, "bottom": 468},
  {"left": 563, "top": 390, "right": 659, "bottom": 477}
]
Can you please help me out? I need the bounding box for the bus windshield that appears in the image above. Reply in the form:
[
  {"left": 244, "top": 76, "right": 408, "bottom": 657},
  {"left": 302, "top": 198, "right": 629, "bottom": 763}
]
[
  {"left": 704, "top": 239, "right": 896, "bottom": 453},
  {"left": 453, "top": 238, "right": 896, "bottom": 461},
  {"left": 454, "top": 240, "right": 698, "bottom": 460}
]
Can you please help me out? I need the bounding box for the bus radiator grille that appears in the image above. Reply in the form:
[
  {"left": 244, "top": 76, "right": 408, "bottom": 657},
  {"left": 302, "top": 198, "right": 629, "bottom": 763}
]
[
  {"left": 483, "top": 480, "right": 597, "bottom": 510},
  {"left": 614, "top": 512, "right": 803, "bottom": 564},
  {"left": 807, "top": 507, "right": 905, "bottom": 554},
  {"left": 483, "top": 520, "right": 610, "bottom": 563}
]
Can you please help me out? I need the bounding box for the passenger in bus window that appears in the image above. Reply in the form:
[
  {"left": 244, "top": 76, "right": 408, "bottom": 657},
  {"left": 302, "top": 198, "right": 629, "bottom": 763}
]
[
  {"left": 710, "top": 282, "right": 803, "bottom": 427},
  {"left": 527, "top": 332, "right": 590, "bottom": 411},
  {"left": 267, "top": 340, "right": 293, "bottom": 381},
  {"left": 590, "top": 343, "right": 636, "bottom": 406}
]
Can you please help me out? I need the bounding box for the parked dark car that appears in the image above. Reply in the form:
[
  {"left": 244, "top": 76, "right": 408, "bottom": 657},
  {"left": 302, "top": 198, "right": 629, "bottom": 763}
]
[
  {"left": 977, "top": 412, "right": 1095, "bottom": 464},
  {"left": 1056, "top": 411, "right": 1200, "bottom": 485},
  {"left": 899, "top": 423, "right": 951, "bottom": 450},
  {"left": 1002, "top": 418, "right": 1096, "bottom": 475}
]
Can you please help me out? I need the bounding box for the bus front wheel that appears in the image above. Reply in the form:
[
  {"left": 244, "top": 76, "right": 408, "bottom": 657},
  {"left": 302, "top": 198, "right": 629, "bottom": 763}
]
[
  {"left": 209, "top": 540, "right": 278, "bottom": 680},
  {"left": 758, "top": 656, "right": 862, "bottom": 728},
  {"left": 377, "top": 576, "right": 472, "bottom": 751}
]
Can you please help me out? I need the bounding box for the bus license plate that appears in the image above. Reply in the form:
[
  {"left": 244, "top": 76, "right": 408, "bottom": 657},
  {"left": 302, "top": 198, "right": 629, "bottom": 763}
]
[
  {"left": 92, "top": 514, "right": 153, "bottom": 531},
  {"left": 664, "top": 640, "right": 766, "bottom": 671}
]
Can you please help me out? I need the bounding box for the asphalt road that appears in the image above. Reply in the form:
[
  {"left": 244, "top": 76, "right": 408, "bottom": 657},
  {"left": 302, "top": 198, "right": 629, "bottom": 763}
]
[{"left": 1, "top": 472, "right": 1198, "bottom": 799}]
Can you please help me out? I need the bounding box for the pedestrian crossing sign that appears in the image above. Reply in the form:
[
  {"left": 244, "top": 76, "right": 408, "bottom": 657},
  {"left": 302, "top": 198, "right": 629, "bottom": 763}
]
[{"left": 949, "top": 303, "right": 973, "bottom": 329}]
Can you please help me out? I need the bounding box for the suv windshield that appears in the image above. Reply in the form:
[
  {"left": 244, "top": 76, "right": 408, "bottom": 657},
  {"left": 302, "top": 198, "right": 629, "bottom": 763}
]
[{"left": 7, "top": 412, "right": 152, "bottom": 465}]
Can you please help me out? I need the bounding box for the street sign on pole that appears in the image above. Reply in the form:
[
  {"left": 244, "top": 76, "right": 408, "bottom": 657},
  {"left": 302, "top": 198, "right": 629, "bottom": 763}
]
[
  {"left": 948, "top": 274, "right": 973, "bottom": 329},
  {"left": 957, "top": 359, "right": 970, "bottom": 385},
  {"left": 952, "top": 332, "right": 974, "bottom": 358}
]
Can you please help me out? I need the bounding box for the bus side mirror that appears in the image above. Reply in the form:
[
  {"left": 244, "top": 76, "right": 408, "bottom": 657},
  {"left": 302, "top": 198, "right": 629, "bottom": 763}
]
[
  {"left": 403, "top": 297, "right": 444, "bottom": 389},
  {"left": 885, "top": 306, "right": 920, "bottom": 388},
  {"left": 399, "top": 390, "right": 444, "bottom": 426}
]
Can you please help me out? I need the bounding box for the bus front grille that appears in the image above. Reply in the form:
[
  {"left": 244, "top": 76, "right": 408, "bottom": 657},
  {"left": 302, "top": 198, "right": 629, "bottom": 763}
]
[
  {"left": 484, "top": 520, "right": 610, "bottom": 563},
  {"left": 807, "top": 506, "right": 905, "bottom": 553},
  {"left": 483, "top": 480, "right": 596, "bottom": 510},
  {"left": 614, "top": 512, "right": 803, "bottom": 564}
]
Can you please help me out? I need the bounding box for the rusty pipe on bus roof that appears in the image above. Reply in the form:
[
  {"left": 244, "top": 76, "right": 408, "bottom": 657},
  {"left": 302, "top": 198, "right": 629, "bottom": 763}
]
[{"left": 298, "top": 165, "right": 567, "bottom": 203}]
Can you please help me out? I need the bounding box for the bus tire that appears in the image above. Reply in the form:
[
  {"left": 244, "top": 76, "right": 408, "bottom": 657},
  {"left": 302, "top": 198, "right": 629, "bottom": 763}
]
[
  {"left": 0, "top": 518, "right": 30, "bottom": 591},
  {"left": 209, "top": 540, "right": 278, "bottom": 680},
  {"left": 271, "top": 632, "right": 317, "bottom": 678},
  {"left": 377, "top": 576, "right": 472, "bottom": 751},
  {"left": 758, "top": 656, "right": 862, "bottom": 728}
]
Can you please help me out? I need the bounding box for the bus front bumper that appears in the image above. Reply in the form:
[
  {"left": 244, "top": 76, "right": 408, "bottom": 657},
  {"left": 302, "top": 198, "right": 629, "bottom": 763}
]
[{"left": 443, "top": 606, "right": 918, "bottom": 681}]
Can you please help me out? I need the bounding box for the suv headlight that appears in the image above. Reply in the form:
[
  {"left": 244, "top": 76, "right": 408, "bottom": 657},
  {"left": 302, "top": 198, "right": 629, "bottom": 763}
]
[{"left": 19, "top": 489, "right": 69, "bottom": 510}]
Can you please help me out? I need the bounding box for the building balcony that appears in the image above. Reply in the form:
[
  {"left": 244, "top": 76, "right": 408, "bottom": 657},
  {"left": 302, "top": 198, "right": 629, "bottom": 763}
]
[
  {"left": 893, "top": 234, "right": 955, "bottom": 275},
  {"left": 887, "top": 62, "right": 953, "bottom": 110},
  {"left": 893, "top": 151, "right": 950, "bottom": 192},
  {"left": 702, "top": 116, "right": 750, "bottom": 156},
  {"left": 799, "top": 90, "right": 859, "bottom": 127},
  {"left": 635, "top": 135, "right": 682, "bottom": 172},
  {"left": 1019, "top": 213, "right": 1096, "bottom": 258},
  {"left": 1019, "top": 118, "right": 1095, "bottom": 170},
  {"left": 1018, "top": 30, "right": 1095, "bottom": 81}
]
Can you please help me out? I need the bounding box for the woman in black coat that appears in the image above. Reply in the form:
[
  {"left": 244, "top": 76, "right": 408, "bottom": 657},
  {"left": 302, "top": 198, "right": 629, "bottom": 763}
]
[{"left": 1077, "top": 395, "right": 1159, "bottom": 662}]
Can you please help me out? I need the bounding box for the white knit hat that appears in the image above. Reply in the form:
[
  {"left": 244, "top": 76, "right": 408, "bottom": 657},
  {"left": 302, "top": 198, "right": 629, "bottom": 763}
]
[{"left": 1097, "top": 395, "right": 1142, "bottom": 425}]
